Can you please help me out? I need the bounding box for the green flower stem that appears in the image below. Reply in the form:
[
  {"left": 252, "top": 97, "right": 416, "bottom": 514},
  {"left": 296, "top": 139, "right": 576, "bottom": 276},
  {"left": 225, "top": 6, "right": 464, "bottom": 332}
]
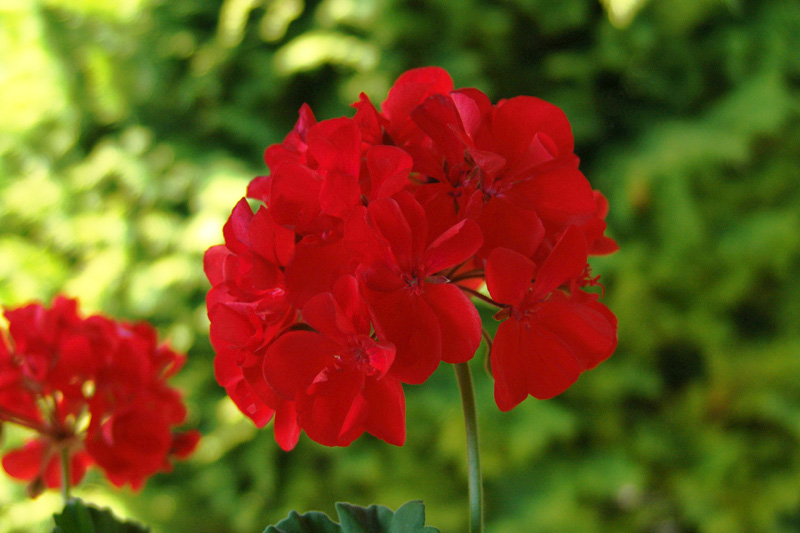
[
  {"left": 454, "top": 362, "right": 484, "bottom": 533},
  {"left": 60, "top": 446, "right": 71, "bottom": 503}
]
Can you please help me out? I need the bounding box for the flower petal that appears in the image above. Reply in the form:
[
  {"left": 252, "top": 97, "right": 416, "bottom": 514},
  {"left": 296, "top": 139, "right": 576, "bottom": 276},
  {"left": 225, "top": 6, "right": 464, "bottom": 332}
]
[
  {"left": 2, "top": 440, "right": 46, "bottom": 481},
  {"left": 521, "top": 320, "right": 582, "bottom": 400},
  {"left": 363, "top": 376, "right": 406, "bottom": 446},
  {"left": 296, "top": 367, "right": 366, "bottom": 446},
  {"left": 364, "top": 288, "right": 441, "bottom": 384},
  {"left": 222, "top": 198, "right": 254, "bottom": 254},
  {"left": 302, "top": 292, "right": 349, "bottom": 342},
  {"left": 485, "top": 247, "right": 536, "bottom": 306},
  {"left": 492, "top": 96, "right": 574, "bottom": 169},
  {"left": 424, "top": 219, "right": 483, "bottom": 275},
  {"left": 285, "top": 240, "right": 353, "bottom": 307},
  {"left": 273, "top": 399, "right": 301, "bottom": 451},
  {"left": 365, "top": 145, "right": 413, "bottom": 201},
  {"left": 510, "top": 167, "right": 596, "bottom": 225},
  {"left": 536, "top": 296, "right": 617, "bottom": 370},
  {"left": 532, "top": 225, "right": 587, "bottom": 298},
  {"left": 490, "top": 320, "right": 529, "bottom": 411},
  {"left": 423, "top": 283, "right": 481, "bottom": 364},
  {"left": 262, "top": 331, "right": 338, "bottom": 400},
  {"left": 306, "top": 117, "right": 361, "bottom": 178},
  {"left": 224, "top": 378, "right": 275, "bottom": 428},
  {"left": 473, "top": 196, "right": 545, "bottom": 260}
]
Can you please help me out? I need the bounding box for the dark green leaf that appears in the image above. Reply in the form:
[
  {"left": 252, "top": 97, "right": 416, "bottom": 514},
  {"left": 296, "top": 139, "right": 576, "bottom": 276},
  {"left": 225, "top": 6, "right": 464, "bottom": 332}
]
[
  {"left": 52, "top": 499, "right": 150, "bottom": 533},
  {"left": 263, "top": 510, "right": 340, "bottom": 533},
  {"left": 263, "top": 501, "right": 439, "bottom": 533}
]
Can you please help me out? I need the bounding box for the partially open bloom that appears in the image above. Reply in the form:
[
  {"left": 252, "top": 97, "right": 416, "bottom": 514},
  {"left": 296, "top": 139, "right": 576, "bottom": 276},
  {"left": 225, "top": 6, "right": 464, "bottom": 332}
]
[
  {"left": 204, "top": 66, "right": 618, "bottom": 450},
  {"left": 0, "top": 296, "right": 199, "bottom": 495}
]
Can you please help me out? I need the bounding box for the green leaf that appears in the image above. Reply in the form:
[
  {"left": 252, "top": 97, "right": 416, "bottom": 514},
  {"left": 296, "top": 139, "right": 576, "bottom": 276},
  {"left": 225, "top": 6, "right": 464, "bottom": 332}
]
[
  {"left": 52, "top": 499, "right": 150, "bottom": 533},
  {"left": 263, "top": 501, "right": 439, "bottom": 533},
  {"left": 263, "top": 510, "right": 340, "bottom": 533}
]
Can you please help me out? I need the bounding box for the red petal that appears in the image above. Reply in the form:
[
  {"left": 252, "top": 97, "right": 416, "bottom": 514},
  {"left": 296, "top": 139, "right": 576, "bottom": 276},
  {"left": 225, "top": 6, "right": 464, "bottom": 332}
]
[
  {"left": 269, "top": 163, "right": 322, "bottom": 232},
  {"left": 363, "top": 376, "right": 406, "bottom": 445},
  {"left": 521, "top": 319, "right": 582, "bottom": 400},
  {"left": 213, "top": 347, "right": 241, "bottom": 387},
  {"left": 285, "top": 240, "right": 353, "bottom": 307},
  {"left": 365, "top": 145, "right": 413, "bottom": 201},
  {"left": 536, "top": 297, "right": 617, "bottom": 370},
  {"left": 474, "top": 196, "right": 545, "bottom": 259},
  {"left": 246, "top": 175, "right": 271, "bottom": 202},
  {"left": 222, "top": 198, "right": 254, "bottom": 254},
  {"left": 451, "top": 88, "right": 492, "bottom": 140},
  {"left": 302, "top": 292, "right": 350, "bottom": 342},
  {"left": 423, "top": 283, "right": 481, "bottom": 364},
  {"left": 532, "top": 226, "right": 588, "bottom": 298},
  {"left": 356, "top": 262, "right": 404, "bottom": 293},
  {"left": 365, "top": 288, "right": 441, "bottom": 384},
  {"left": 351, "top": 92, "right": 384, "bottom": 145},
  {"left": 249, "top": 207, "right": 295, "bottom": 267},
  {"left": 208, "top": 303, "right": 259, "bottom": 350},
  {"left": 591, "top": 235, "right": 619, "bottom": 256},
  {"left": 273, "top": 399, "right": 301, "bottom": 451},
  {"left": 363, "top": 337, "right": 395, "bottom": 377},
  {"left": 170, "top": 431, "right": 201, "bottom": 459},
  {"left": 423, "top": 218, "right": 483, "bottom": 275},
  {"left": 332, "top": 275, "right": 371, "bottom": 335},
  {"left": 296, "top": 367, "right": 366, "bottom": 446},
  {"left": 492, "top": 96, "right": 574, "bottom": 168},
  {"left": 490, "top": 320, "right": 529, "bottom": 411},
  {"left": 485, "top": 248, "right": 535, "bottom": 305},
  {"left": 382, "top": 67, "right": 454, "bottom": 141},
  {"left": 367, "top": 197, "right": 414, "bottom": 269},
  {"left": 226, "top": 378, "right": 275, "bottom": 427},
  {"left": 203, "top": 245, "right": 229, "bottom": 286},
  {"left": 2, "top": 440, "right": 46, "bottom": 481},
  {"left": 262, "top": 331, "right": 338, "bottom": 399},
  {"left": 410, "top": 93, "right": 465, "bottom": 165},
  {"left": 319, "top": 171, "right": 361, "bottom": 219},
  {"left": 306, "top": 118, "right": 361, "bottom": 178},
  {"left": 393, "top": 191, "right": 429, "bottom": 259},
  {"left": 510, "top": 167, "right": 596, "bottom": 225},
  {"left": 344, "top": 205, "right": 394, "bottom": 265}
]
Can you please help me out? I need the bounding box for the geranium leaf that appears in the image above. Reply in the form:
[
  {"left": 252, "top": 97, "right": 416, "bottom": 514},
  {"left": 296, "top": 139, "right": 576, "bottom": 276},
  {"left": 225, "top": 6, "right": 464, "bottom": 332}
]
[
  {"left": 52, "top": 498, "right": 150, "bottom": 533},
  {"left": 263, "top": 501, "right": 438, "bottom": 533},
  {"left": 263, "top": 510, "right": 340, "bottom": 533},
  {"left": 336, "top": 500, "right": 439, "bottom": 533}
]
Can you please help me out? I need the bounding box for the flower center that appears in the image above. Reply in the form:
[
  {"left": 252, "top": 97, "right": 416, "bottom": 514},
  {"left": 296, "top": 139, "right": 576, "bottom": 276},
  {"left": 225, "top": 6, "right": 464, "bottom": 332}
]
[{"left": 402, "top": 269, "right": 426, "bottom": 295}]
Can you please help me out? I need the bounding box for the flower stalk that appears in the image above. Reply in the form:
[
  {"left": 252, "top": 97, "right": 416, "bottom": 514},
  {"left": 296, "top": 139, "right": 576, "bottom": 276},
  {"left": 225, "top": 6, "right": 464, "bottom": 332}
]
[
  {"left": 454, "top": 361, "right": 483, "bottom": 533},
  {"left": 60, "top": 446, "right": 70, "bottom": 503}
]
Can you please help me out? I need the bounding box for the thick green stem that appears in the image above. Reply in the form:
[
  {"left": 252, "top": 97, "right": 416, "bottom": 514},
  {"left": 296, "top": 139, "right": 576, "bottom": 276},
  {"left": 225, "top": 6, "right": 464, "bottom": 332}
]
[
  {"left": 60, "top": 446, "right": 70, "bottom": 503},
  {"left": 454, "top": 362, "right": 484, "bottom": 533}
]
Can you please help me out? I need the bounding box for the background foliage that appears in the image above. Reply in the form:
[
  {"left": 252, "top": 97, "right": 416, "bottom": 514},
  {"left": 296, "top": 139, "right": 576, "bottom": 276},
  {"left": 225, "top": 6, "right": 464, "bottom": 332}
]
[{"left": 1, "top": 0, "right": 799, "bottom": 531}]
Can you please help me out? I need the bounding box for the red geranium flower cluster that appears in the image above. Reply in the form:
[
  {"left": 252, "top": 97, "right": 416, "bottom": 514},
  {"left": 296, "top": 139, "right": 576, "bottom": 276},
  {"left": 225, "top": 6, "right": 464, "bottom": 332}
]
[
  {"left": 0, "top": 296, "right": 199, "bottom": 496},
  {"left": 205, "top": 67, "right": 618, "bottom": 450}
]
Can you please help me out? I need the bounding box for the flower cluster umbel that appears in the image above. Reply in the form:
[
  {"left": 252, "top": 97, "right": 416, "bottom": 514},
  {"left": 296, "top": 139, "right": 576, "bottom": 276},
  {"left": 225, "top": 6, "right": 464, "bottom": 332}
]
[
  {"left": 0, "top": 296, "right": 199, "bottom": 496},
  {"left": 205, "top": 67, "right": 618, "bottom": 450}
]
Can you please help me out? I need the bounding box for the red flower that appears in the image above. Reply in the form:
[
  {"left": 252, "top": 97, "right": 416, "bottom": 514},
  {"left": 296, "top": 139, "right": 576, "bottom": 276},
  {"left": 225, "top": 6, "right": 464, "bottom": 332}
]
[
  {"left": 204, "top": 66, "right": 619, "bottom": 448},
  {"left": 485, "top": 227, "right": 617, "bottom": 410},
  {"left": 345, "top": 192, "right": 483, "bottom": 384},
  {"left": 263, "top": 276, "right": 404, "bottom": 446},
  {"left": 0, "top": 296, "right": 197, "bottom": 495},
  {"left": 1, "top": 439, "right": 92, "bottom": 497}
]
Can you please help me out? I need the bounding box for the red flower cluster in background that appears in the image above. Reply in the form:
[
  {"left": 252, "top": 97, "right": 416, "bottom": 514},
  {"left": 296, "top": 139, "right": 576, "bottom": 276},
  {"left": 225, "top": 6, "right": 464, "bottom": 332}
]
[
  {"left": 205, "top": 67, "right": 618, "bottom": 450},
  {"left": 0, "top": 296, "right": 199, "bottom": 496}
]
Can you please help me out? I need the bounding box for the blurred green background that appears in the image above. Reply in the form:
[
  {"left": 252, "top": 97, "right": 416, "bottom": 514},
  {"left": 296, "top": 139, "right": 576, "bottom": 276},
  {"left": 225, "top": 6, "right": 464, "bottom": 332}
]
[{"left": 1, "top": 0, "right": 799, "bottom": 531}]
